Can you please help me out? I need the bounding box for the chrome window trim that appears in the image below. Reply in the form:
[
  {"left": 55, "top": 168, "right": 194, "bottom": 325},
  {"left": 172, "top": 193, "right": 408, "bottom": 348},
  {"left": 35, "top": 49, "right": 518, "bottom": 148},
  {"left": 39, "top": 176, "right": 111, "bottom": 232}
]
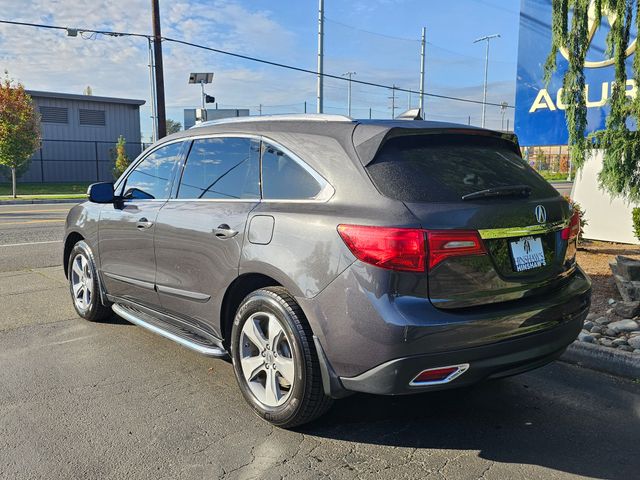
[
  {"left": 168, "top": 132, "right": 335, "bottom": 204},
  {"left": 478, "top": 220, "right": 568, "bottom": 240}
]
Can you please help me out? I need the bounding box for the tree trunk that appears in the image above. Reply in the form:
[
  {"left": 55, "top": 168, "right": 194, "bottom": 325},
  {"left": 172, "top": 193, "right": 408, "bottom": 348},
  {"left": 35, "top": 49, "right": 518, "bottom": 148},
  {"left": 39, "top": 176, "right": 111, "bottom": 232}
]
[{"left": 11, "top": 167, "right": 16, "bottom": 199}]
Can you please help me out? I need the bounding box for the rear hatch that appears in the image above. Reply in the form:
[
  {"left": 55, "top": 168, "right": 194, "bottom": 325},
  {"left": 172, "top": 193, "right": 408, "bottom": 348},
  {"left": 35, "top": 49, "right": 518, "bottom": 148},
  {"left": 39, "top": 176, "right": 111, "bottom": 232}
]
[{"left": 361, "top": 129, "right": 577, "bottom": 309}]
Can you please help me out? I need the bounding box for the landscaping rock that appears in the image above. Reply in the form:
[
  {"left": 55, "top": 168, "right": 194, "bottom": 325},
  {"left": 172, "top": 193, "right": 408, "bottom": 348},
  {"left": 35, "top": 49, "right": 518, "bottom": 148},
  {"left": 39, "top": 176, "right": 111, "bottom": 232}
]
[
  {"left": 600, "top": 338, "right": 614, "bottom": 347},
  {"left": 608, "top": 298, "right": 616, "bottom": 305},
  {"left": 583, "top": 321, "right": 594, "bottom": 330},
  {"left": 618, "top": 345, "right": 634, "bottom": 352},
  {"left": 605, "top": 328, "right": 617, "bottom": 337},
  {"left": 586, "top": 312, "right": 598, "bottom": 321},
  {"left": 613, "top": 301, "right": 640, "bottom": 318},
  {"left": 608, "top": 319, "right": 639, "bottom": 333},
  {"left": 628, "top": 336, "right": 640, "bottom": 349},
  {"left": 590, "top": 325, "right": 604, "bottom": 334},
  {"left": 612, "top": 274, "right": 640, "bottom": 302},
  {"left": 615, "top": 255, "right": 640, "bottom": 281},
  {"left": 612, "top": 338, "right": 628, "bottom": 347},
  {"left": 578, "top": 332, "right": 594, "bottom": 343},
  {"left": 595, "top": 317, "right": 610, "bottom": 325}
]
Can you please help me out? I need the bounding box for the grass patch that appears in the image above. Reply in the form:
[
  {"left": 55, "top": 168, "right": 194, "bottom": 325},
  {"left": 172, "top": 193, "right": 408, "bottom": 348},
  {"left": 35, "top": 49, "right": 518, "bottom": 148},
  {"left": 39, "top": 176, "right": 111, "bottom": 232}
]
[
  {"left": 539, "top": 171, "right": 572, "bottom": 182},
  {"left": 0, "top": 182, "right": 91, "bottom": 196}
]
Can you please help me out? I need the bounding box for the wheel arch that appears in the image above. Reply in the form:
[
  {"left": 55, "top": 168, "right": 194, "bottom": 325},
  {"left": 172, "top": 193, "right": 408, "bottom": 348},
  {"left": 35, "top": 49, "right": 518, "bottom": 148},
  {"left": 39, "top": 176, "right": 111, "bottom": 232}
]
[
  {"left": 63, "top": 231, "right": 85, "bottom": 278},
  {"left": 219, "top": 273, "right": 283, "bottom": 349}
]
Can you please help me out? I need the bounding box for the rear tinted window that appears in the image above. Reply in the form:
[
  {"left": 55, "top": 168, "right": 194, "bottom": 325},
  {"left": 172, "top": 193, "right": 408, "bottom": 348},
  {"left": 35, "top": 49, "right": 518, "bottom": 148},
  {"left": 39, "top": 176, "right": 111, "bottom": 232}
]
[
  {"left": 366, "top": 134, "right": 557, "bottom": 202},
  {"left": 262, "top": 145, "right": 322, "bottom": 200}
]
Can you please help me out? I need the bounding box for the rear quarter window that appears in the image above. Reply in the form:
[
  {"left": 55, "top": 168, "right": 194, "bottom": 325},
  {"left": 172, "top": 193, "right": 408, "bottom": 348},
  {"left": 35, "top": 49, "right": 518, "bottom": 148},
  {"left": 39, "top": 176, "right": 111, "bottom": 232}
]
[{"left": 366, "top": 134, "right": 557, "bottom": 202}]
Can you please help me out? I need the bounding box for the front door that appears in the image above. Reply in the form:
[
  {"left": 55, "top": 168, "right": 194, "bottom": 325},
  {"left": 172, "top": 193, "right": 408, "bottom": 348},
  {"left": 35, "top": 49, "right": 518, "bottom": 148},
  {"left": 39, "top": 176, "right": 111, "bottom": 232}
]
[
  {"left": 98, "top": 141, "right": 183, "bottom": 308},
  {"left": 154, "top": 137, "right": 261, "bottom": 337}
]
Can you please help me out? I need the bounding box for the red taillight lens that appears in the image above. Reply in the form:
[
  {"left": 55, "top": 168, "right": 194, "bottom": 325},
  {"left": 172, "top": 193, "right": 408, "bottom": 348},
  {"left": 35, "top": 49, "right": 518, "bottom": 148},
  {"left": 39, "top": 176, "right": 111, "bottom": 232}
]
[
  {"left": 561, "top": 211, "right": 580, "bottom": 241},
  {"left": 337, "top": 224, "right": 426, "bottom": 272},
  {"left": 426, "top": 230, "right": 487, "bottom": 270}
]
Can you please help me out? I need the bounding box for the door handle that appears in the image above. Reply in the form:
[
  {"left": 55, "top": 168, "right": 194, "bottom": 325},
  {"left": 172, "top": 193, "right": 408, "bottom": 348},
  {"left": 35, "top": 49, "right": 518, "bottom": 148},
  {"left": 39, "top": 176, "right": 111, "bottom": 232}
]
[
  {"left": 213, "top": 223, "right": 238, "bottom": 239},
  {"left": 136, "top": 217, "right": 154, "bottom": 230}
]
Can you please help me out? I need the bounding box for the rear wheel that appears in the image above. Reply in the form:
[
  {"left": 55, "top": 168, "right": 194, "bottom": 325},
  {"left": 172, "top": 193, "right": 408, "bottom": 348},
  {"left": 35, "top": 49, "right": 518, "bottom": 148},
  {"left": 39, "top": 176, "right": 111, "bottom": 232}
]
[
  {"left": 68, "top": 241, "right": 111, "bottom": 322},
  {"left": 231, "top": 287, "right": 332, "bottom": 428}
]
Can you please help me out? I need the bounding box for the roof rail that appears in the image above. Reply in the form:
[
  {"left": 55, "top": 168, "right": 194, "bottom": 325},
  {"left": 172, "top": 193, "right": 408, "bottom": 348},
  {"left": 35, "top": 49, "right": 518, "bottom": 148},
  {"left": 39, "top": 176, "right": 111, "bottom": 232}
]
[{"left": 190, "top": 113, "right": 354, "bottom": 129}]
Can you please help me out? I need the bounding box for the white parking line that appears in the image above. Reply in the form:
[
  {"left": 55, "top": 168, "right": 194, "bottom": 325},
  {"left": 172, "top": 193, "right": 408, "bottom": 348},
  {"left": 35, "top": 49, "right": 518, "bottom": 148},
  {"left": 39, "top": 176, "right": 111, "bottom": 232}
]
[{"left": 0, "top": 240, "right": 60, "bottom": 248}]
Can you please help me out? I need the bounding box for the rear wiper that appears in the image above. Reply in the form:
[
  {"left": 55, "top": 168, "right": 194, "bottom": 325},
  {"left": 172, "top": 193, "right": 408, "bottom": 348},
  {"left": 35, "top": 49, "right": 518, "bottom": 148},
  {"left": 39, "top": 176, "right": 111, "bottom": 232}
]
[{"left": 461, "top": 184, "right": 532, "bottom": 201}]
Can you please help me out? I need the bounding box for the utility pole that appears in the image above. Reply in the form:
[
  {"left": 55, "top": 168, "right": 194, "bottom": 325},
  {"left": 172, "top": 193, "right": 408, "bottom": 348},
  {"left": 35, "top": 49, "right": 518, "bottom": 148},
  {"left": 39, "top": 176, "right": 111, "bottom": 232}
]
[
  {"left": 316, "top": 0, "right": 324, "bottom": 113},
  {"left": 418, "top": 27, "right": 426, "bottom": 116},
  {"left": 389, "top": 85, "right": 397, "bottom": 119},
  {"left": 342, "top": 71, "right": 356, "bottom": 116},
  {"left": 151, "top": 0, "right": 167, "bottom": 138},
  {"left": 147, "top": 38, "right": 157, "bottom": 142},
  {"left": 473, "top": 33, "right": 500, "bottom": 128}
]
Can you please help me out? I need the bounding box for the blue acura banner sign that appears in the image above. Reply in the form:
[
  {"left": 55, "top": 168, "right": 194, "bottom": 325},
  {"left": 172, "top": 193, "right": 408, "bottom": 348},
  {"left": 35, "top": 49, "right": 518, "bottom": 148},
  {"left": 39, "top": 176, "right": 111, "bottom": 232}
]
[{"left": 515, "top": 0, "right": 638, "bottom": 146}]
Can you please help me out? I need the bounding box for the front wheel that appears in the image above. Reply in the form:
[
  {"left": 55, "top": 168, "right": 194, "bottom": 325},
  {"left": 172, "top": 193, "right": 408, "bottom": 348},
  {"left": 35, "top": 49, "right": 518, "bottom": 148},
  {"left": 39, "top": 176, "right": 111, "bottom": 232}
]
[
  {"left": 68, "top": 241, "right": 111, "bottom": 322},
  {"left": 231, "top": 287, "right": 332, "bottom": 428}
]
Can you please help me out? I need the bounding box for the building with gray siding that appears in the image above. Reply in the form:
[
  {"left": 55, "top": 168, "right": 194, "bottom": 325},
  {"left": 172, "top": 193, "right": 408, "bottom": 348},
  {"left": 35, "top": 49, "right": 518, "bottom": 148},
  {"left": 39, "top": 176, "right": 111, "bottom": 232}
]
[
  {"left": 183, "top": 108, "right": 249, "bottom": 130},
  {"left": 19, "top": 91, "right": 145, "bottom": 183}
]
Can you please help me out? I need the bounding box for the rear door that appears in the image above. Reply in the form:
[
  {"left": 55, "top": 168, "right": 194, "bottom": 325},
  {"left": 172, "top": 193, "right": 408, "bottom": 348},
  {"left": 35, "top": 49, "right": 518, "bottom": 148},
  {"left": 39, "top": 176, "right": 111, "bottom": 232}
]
[
  {"left": 363, "top": 131, "right": 574, "bottom": 309},
  {"left": 98, "top": 141, "right": 183, "bottom": 308},
  {"left": 153, "top": 136, "right": 261, "bottom": 337}
]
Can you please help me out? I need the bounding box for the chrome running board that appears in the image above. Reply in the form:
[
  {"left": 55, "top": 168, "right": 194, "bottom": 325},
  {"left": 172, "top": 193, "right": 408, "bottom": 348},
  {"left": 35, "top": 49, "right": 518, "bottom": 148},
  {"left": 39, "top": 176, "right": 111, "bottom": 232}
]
[{"left": 112, "top": 303, "right": 227, "bottom": 357}]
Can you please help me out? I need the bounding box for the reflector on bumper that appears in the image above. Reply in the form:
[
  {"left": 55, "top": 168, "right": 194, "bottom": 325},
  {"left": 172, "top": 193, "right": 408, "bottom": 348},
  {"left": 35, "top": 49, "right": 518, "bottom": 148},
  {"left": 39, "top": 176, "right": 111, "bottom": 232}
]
[{"left": 409, "top": 363, "right": 470, "bottom": 386}]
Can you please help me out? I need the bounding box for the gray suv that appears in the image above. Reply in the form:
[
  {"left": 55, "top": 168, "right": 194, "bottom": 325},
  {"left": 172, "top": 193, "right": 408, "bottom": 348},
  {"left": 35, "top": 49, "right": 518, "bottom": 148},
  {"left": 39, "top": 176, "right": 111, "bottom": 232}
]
[{"left": 64, "top": 114, "right": 591, "bottom": 427}]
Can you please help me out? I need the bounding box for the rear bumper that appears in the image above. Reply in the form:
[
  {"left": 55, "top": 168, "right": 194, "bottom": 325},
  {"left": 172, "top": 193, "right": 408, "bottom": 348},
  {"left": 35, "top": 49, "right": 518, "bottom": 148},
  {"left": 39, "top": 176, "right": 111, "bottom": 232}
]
[{"left": 338, "top": 311, "right": 584, "bottom": 395}]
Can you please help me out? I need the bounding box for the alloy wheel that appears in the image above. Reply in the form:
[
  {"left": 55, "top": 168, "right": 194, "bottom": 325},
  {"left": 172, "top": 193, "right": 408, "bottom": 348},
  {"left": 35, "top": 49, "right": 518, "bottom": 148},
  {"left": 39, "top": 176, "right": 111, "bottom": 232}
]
[
  {"left": 71, "top": 253, "right": 93, "bottom": 311},
  {"left": 239, "top": 311, "right": 296, "bottom": 407}
]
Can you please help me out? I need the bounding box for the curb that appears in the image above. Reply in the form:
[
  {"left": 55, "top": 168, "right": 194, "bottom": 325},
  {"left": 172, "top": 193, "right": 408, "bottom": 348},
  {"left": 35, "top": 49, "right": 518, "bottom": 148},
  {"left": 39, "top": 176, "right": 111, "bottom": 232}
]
[
  {"left": 0, "top": 199, "right": 83, "bottom": 205},
  {"left": 560, "top": 341, "right": 640, "bottom": 380}
]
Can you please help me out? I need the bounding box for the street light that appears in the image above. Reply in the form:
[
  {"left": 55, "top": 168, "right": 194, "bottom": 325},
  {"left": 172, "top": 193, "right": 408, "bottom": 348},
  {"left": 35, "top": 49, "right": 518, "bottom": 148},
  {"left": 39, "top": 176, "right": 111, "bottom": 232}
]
[
  {"left": 189, "top": 72, "right": 214, "bottom": 123},
  {"left": 342, "top": 71, "right": 356, "bottom": 117},
  {"left": 473, "top": 33, "right": 500, "bottom": 128}
]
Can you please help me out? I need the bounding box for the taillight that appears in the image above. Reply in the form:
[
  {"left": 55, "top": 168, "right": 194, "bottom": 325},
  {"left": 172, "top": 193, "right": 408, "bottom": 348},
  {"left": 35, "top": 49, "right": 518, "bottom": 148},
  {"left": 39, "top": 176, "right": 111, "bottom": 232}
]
[
  {"left": 426, "top": 230, "right": 486, "bottom": 270},
  {"left": 561, "top": 211, "right": 580, "bottom": 241},
  {"left": 337, "top": 225, "right": 487, "bottom": 272},
  {"left": 337, "top": 224, "right": 426, "bottom": 272}
]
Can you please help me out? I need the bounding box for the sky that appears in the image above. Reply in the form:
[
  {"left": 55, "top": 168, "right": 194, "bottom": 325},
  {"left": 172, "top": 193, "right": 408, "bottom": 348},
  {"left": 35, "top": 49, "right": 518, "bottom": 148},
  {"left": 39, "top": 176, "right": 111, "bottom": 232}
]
[{"left": 0, "top": 0, "right": 521, "bottom": 141}]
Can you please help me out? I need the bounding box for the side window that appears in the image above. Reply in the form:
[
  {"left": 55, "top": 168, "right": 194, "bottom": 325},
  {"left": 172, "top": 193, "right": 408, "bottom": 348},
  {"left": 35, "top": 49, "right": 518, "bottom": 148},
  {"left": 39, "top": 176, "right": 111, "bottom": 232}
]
[
  {"left": 122, "top": 142, "right": 182, "bottom": 200},
  {"left": 177, "top": 137, "right": 260, "bottom": 200},
  {"left": 261, "top": 145, "right": 322, "bottom": 200}
]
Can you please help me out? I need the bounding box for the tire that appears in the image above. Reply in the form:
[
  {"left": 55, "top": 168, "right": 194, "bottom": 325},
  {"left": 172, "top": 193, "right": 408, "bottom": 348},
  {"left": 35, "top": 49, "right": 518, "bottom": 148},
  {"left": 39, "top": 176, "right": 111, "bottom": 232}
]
[
  {"left": 67, "top": 240, "right": 112, "bottom": 322},
  {"left": 231, "top": 287, "right": 333, "bottom": 428}
]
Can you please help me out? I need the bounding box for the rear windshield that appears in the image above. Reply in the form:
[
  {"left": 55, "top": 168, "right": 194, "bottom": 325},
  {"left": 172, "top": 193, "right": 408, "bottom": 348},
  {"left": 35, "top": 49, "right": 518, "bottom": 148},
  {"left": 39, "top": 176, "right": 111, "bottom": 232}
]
[{"left": 366, "top": 134, "right": 557, "bottom": 202}]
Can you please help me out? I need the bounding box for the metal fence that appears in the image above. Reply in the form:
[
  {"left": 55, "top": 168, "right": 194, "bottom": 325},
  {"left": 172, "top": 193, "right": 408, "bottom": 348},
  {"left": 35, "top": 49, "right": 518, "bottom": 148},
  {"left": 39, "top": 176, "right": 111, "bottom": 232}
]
[
  {"left": 20, "top": 139, "right": 150, "bottom": 183},
  {"left": 522, "top": 146, "right": 573, "bottom": 179}
]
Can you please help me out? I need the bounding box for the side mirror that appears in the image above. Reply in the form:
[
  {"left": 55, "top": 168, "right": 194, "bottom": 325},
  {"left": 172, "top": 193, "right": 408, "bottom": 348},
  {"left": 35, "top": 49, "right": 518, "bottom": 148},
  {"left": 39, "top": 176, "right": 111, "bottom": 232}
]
[{"left": 88, "top": 182, "right": 115, "bottom": 203}]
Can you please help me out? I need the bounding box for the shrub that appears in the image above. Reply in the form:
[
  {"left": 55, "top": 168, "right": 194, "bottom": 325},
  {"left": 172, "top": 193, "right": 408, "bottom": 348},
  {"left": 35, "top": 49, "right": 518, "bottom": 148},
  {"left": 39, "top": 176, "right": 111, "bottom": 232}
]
[
  {"left": 112, "top": 135, "right": 130, "bottom": 179},
  {"left": 632, "top": 208, "right": 640, "bottom": 243},
  {"left": 564, "top": 196, "right": 588, "bottom": 244}
]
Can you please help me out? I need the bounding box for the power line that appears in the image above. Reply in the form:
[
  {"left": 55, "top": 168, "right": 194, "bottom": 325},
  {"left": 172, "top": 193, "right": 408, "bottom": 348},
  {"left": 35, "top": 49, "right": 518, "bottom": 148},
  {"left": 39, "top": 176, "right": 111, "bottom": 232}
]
[
  {"left": 0, "top": 18, "right": 515, "bottom": 109},
  {"left": 324, "top": 17, "right": 420, "bottom": 43}
]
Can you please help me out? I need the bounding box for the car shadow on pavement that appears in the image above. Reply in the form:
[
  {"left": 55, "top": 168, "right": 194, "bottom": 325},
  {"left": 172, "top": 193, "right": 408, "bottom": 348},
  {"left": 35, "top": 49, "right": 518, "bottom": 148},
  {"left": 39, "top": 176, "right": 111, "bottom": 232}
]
[{"left": 301, "top": 363, "right": 638, "bottom": 480}]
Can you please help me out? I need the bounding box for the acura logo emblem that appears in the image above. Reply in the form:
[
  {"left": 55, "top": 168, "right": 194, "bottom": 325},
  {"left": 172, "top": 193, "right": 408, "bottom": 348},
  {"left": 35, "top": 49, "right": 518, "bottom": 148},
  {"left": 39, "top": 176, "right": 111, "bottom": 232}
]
[
  {"left": 535, "top": 205, "right": 547, "bottom": 224},
  {"left": 559, "top": 0, "right": 637, "bottom": 68}
]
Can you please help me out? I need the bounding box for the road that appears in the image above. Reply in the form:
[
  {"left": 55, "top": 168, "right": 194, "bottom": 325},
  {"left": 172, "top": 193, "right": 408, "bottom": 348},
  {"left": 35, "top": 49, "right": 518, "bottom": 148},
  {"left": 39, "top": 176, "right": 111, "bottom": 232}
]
[{"left": 1, "top": 204, "right": 638, "bottom": 479}]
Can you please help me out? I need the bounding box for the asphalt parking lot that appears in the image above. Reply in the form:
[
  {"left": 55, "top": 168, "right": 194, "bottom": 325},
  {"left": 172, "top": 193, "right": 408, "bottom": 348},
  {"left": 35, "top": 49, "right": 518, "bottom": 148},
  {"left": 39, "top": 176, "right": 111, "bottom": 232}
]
[{"left": 1, "top": 203, "right": 638, "bottom": 479}]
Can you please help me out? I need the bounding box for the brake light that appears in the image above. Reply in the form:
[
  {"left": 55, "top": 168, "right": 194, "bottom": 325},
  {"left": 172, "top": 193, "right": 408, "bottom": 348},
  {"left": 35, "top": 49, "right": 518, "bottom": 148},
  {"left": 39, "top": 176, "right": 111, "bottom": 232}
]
[
  {"left": 426, "top": 230, "right": 487, "bottom": 270},
  {"left": 561, "top": 211, "right": 580, "bottom": 241},
  {"left": 337, "top": 224, "right": 426, "bottom": 272}
]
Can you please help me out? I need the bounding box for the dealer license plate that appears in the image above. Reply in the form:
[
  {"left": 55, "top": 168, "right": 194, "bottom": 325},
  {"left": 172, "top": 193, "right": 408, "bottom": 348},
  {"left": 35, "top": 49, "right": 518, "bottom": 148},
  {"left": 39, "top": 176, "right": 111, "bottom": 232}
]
[{"left": 509, "top": 236, "right": 546, "bottom": 272}]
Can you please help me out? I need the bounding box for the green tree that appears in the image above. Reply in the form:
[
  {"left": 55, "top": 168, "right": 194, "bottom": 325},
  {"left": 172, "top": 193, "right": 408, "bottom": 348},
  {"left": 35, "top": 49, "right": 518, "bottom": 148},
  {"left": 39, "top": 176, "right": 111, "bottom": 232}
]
[
  {"left": 113, "top": 135, "right": 130, "bottom": 179},
  {"left": 0, "top": 73, "right": 41, "bottom": 198},
  {"left": 166, "top": 119, "right": 182, "bottom": 135},
  {"left": 545, "top": 0, "right": 640, "bottom": 201}
]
